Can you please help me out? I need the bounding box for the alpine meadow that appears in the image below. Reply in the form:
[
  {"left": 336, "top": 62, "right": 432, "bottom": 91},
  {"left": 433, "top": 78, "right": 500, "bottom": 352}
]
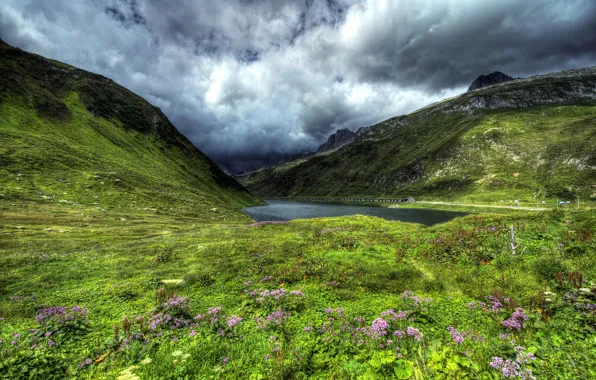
[{"left": 1, "top": 1, "right": 596, "bottom": 380}]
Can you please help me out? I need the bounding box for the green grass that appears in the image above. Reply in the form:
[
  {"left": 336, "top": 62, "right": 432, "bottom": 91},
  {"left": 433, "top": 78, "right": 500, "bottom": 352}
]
[{"left": 1, "top": 201, "right": 594, "bottom": 379}]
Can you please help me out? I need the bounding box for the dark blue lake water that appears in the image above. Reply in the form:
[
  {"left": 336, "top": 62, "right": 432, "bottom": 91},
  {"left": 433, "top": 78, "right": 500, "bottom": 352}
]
[{"left": 242, "top": 200, "right": 467, "bottom": 226}]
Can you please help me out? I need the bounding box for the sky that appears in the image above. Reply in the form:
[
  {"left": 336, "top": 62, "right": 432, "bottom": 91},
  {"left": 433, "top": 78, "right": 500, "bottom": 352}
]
[{"left": 2, "top": 0, "right": 596, "bottom": 173}]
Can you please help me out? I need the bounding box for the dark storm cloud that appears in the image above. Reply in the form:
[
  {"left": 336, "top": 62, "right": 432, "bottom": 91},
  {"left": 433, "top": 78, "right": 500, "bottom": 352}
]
[
  {"left": 1, "top": 0, "right": 595, "bottom": 172},
  {"left": 337, "top": 0, "right": 596, "bottom": 90}
]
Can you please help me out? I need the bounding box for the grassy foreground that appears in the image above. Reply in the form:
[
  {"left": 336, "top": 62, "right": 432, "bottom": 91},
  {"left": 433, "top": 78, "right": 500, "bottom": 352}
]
[{"left": 1, "top": 202, "right": 595, "bottom": 379}]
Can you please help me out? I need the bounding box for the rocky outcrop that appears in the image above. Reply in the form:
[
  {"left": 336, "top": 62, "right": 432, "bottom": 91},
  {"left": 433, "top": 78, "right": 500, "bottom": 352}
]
[
  {"left": 316, "top": 128, "right": 357, "bottom": 153},
  {"left": 468, "top": 71, "right": 514, "bottom": 91}
]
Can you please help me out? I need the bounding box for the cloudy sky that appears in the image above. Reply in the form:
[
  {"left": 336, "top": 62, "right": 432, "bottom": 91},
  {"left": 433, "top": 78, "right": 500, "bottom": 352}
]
[{"left": 2, "top": 0, "right": 596, "bottom": 172}]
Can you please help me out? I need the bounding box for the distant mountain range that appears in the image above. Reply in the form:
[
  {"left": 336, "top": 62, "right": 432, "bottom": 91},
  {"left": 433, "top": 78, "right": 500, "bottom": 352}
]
[
  {"left": 239, "top": 71, "right": 516, "bottom": 174},
  {"left": 0, "top": 39, "right": 262, "bottom": 219},
  {"left": 237, "top": 67, "right": 596, "bottom": 203}
]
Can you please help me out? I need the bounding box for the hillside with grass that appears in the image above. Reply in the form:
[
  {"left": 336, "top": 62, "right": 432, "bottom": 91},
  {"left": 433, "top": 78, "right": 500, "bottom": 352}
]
[
  {"left": 0, "top": 40, "right": 262, "bottom": 221},
  {"left": 1, "top": 202, "right": 595, "bottom": 378},
  {"left": 238, "top": 68, "right": 596, "bottom": 204}
]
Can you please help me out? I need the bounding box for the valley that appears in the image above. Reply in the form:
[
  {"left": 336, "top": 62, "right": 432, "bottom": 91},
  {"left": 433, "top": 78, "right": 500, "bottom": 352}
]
[{"left": 0, "top": 39, "right": 595, "bottom": 380}]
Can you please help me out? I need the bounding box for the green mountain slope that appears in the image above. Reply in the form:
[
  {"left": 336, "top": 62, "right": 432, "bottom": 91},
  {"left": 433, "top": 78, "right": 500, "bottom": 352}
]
[
  {"left": 238, "top": 68, "right": 596, "bottom": 204},
  {"left": 0, "top": 40, "right": 262, "bottom": 220}
]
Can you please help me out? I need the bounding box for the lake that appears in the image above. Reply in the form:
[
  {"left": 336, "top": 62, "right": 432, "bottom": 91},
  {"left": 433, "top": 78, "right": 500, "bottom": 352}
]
[{"left": 242, "top": 200, "right": 467, "bottom": 226}]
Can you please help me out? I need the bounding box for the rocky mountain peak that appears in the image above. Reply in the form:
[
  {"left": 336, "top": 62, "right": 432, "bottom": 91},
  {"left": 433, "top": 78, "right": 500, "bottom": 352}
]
[
  {"left": 468, "top": 71, "right": 514, "bottom": 91},
  {"left": 316, "top": 128, "right": 357, "bottom": 153}
]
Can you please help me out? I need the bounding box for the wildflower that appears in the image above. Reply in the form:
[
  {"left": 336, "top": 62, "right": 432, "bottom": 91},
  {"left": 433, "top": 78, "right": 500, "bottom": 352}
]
[
  {"left": 264, "top": 354, "right": 271, "bottom": 360},
  {"left": 448, "top": 327, "right": 464, "bottom": 345},
  {"left": 259, "top": 309, "right": 290, "bottom": 328},
  {"left": 401, "top": 290, "right": 414, "bottom": 299},
  {"left": 486, "top": 295, "right": 504, "bottom": 312},
  {"left": 260, "top": 275, "right": 274, "bottom": 282},
  {"left": 393, "top": 330, "right": 405, "bottom": 338},
  {"left": 189, "top": 330, "right": 197, "bottom": 337},
  {"left": 304, "top": 326, "right": 313, "bottom": 332},
  {"left": 36, "top": 306, "right": 88, "bottom": 327},
  {"left": 397, "top": 353, "right": 403, "bottom": 358},
  {"left": 503, "top": 308, "right": 528, "bottom": 331},
  {"left": 370, "top": 318, "right": 389, "bottom": 338},
  {"left": 79, "top": 358, "right": 92, "bottom": 369},
  {"left": 386, "top": 339, "right": 393, "bottom": 345},
  {"left": 223, "top": 357, "right": 230, "bottom": 366},
  {"left": 490, "top": 356, "right": 535, "bottom": 379},
  {"left": 12, "top": 333, "right": 21, "bottom": 339},
  {"left": 47, "top": 340, "right": 56, "bottom": 347},
  {"left": 244, "top": 281, "right": 252, "bottom": 286},
  {"left": 226, "top": 316, "right": 243, "bottom": 328},
  {"left": 30, "top": 344, "right": 37, "bottom": 350},
  {"left": 406, "top": 327, "right": 423, "bottom": 341}
]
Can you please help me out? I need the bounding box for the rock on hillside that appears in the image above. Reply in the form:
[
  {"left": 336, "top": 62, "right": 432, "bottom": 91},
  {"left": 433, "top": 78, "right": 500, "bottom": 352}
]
[
  {"left": 316, "top": 128, "right": 358, "bottom": 153},
  {"left": 468, "top": 71, "right": 514, "bottom": 91}
]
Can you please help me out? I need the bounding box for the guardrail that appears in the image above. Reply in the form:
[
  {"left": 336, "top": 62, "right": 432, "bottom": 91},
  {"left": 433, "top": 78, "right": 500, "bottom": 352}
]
[{"left": 269, "top": 197, "right": 415, "bottom": 203}]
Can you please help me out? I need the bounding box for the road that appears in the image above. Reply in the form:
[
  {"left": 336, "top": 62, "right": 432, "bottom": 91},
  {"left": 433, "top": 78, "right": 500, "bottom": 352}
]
[{"left": 415, "top": 201, "right": 550, "bottom": 211}]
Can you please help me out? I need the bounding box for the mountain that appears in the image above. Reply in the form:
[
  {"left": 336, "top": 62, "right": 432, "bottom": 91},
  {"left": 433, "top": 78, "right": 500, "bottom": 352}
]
[
  {"left": 316, "top": 128, "right": 357, "bottom": 153},
  {"left": 0, "top": 40, "right": 262, "bottom": 220},
  {"left": 468, "top": 71, "right": 514, "bottom": 91},
  {"left": 238, "top": 67, "right": 596, "bottom": 203},
  {"left": 235, "top": 128, "right": 361, "bottom": 175}
]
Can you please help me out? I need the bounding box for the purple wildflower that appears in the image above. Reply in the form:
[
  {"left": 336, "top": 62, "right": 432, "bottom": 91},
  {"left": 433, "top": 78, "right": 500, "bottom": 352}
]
[
  {"left": 226, "top": 316, "right": 243, "bottom": 328},
  {"left": 406, "top": 327, "right": 423, "bottom": 341},
  {"left": 448, "top": 327, "right": 464, "bottom": 345},
  {"left": 503, "top": 308, "right": 528, "bottom": 331}
]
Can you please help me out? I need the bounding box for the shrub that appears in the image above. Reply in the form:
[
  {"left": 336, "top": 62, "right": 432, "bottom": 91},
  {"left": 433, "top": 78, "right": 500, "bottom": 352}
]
[{"left": 533, "top": 256, "right": 568, "bottom": 282}]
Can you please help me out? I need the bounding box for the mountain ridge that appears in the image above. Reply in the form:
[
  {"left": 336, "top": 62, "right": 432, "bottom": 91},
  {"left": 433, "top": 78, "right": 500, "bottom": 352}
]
[
  {"left": 0, "top": 40, "right": 263, "bottom": 219},
  {"left": 238, "top": 66, "right": 596, "bottom": 202}
]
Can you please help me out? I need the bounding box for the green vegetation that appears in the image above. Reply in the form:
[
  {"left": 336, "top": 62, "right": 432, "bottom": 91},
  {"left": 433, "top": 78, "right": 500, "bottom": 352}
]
[
  {"left": 239, "top": 75, "right": 596, "bottom": 205},
  {"left": 1, "top": 40, "right": 595, "bottom": 380},
  {"left": 0, "top": 40, "right": 262, "bottom": 221},
  {"left": 1, "top": 201, "right": 595, "bottom": 379}
]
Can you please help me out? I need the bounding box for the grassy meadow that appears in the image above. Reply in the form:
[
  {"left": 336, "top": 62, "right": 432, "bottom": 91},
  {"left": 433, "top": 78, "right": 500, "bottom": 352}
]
[{"left": 1, "top": 201, "right": 595, "bottom": 379}]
